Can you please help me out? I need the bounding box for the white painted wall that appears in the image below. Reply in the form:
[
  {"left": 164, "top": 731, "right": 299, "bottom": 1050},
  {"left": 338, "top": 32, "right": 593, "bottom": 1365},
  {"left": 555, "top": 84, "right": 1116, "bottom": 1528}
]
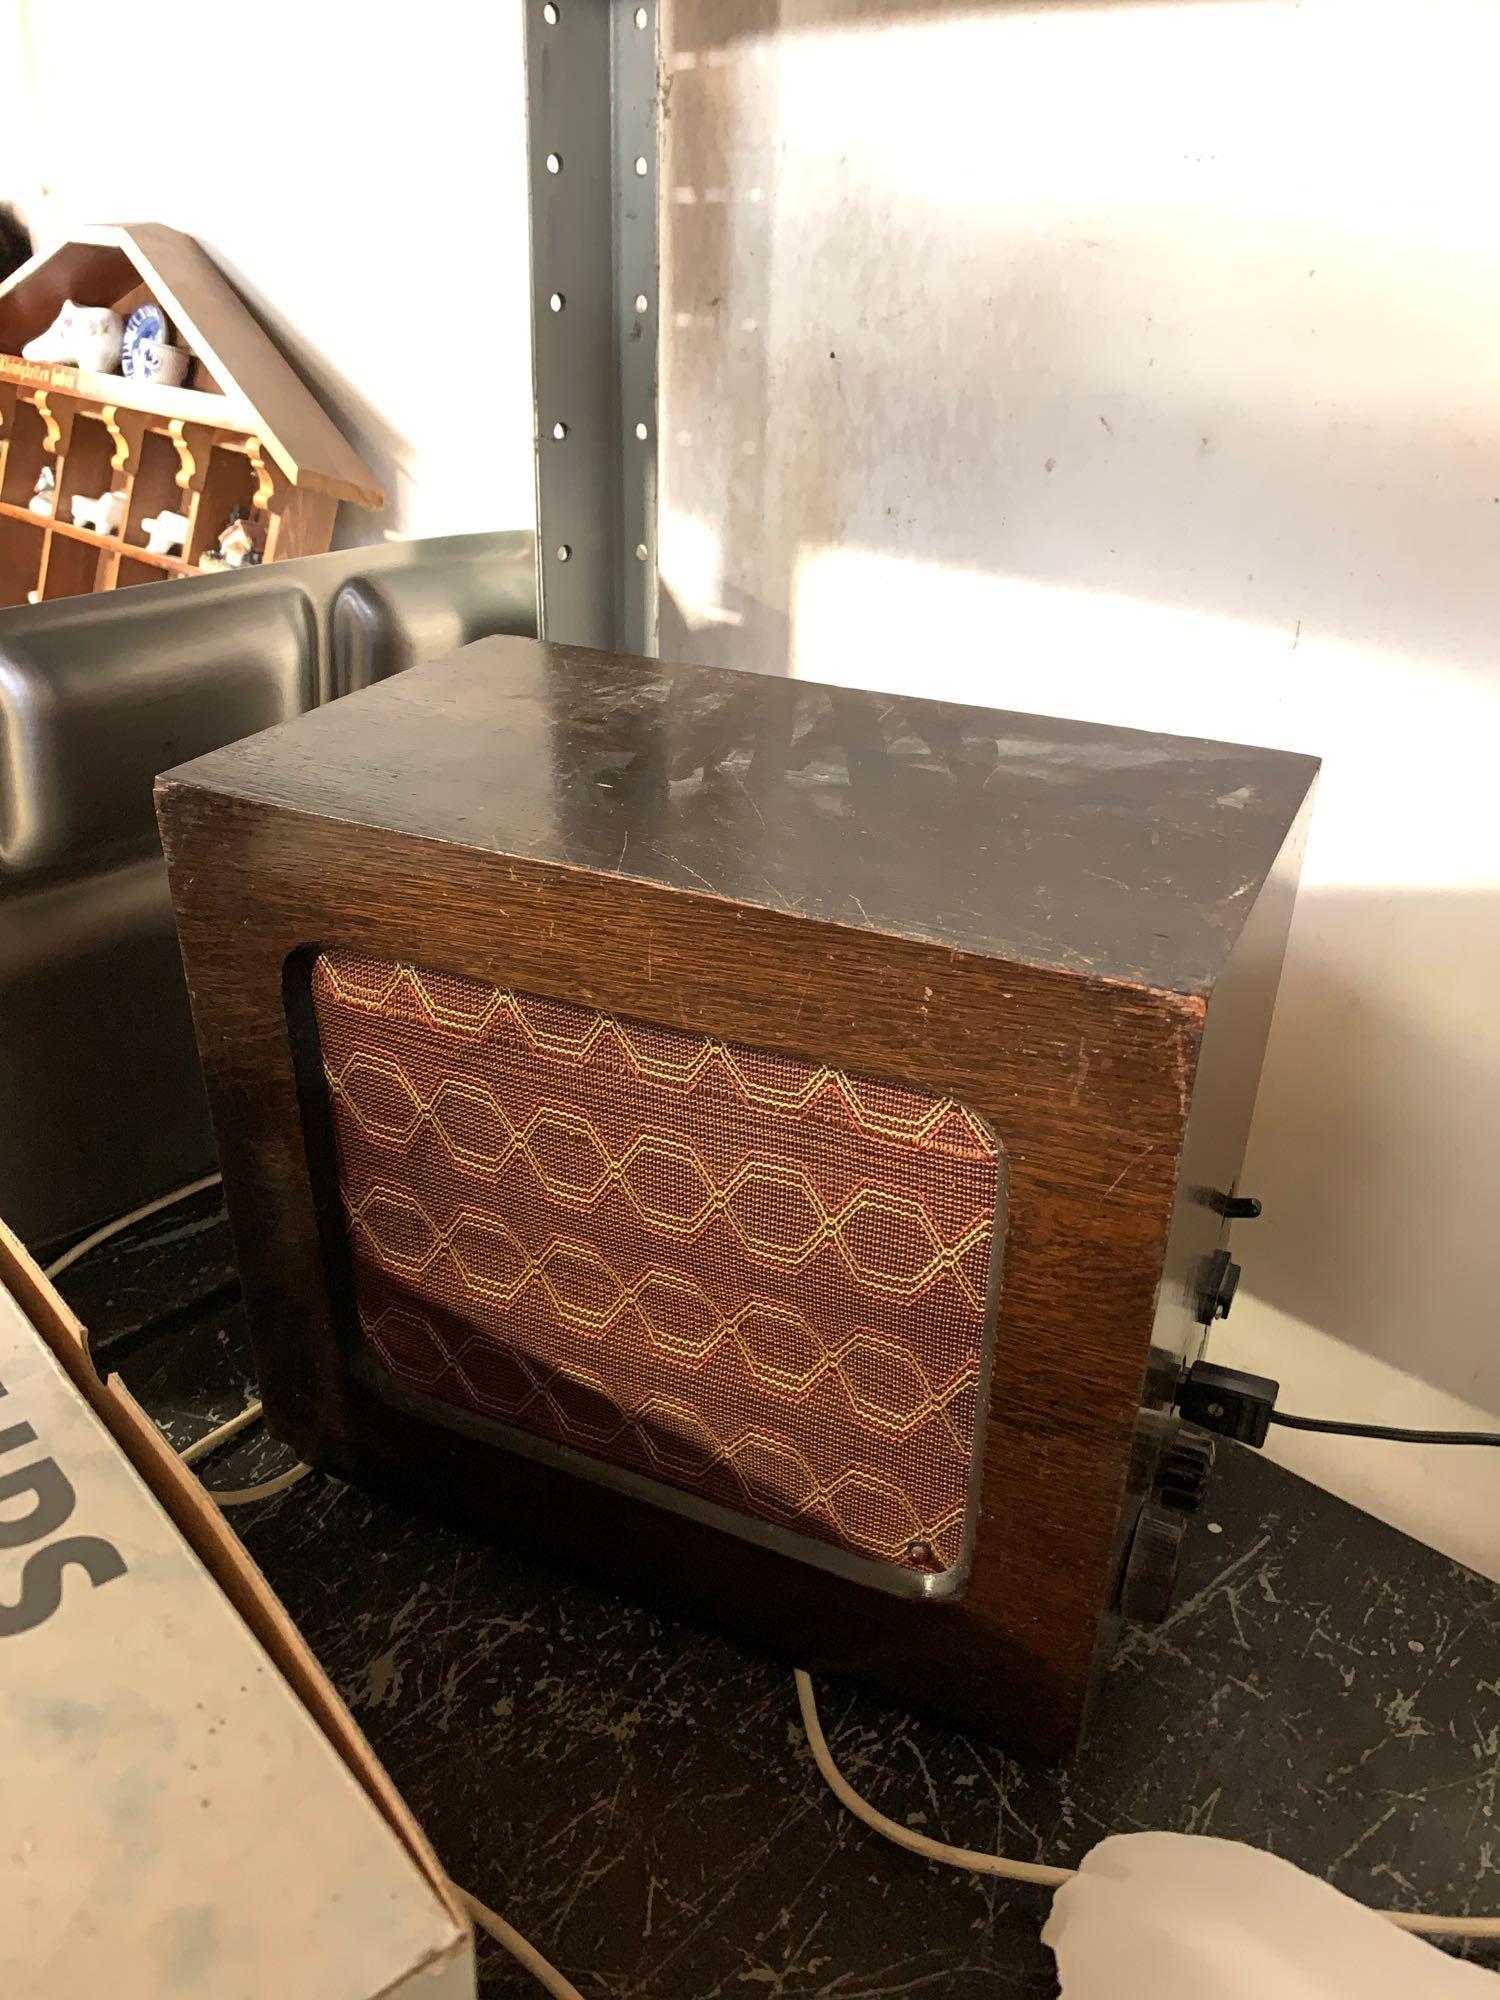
[
  {"left": 659, "top": 0, "right": 1500, "bottom": 1580},
  {"left": 0, "top": 0, "right": 534, "bottom": 545}
]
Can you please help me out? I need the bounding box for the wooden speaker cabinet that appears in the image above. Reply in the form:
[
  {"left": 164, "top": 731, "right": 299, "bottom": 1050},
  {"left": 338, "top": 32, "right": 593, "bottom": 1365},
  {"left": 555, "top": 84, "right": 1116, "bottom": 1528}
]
[{"left": 157, "top": 638, "right": 1317, "bottom": 1753}]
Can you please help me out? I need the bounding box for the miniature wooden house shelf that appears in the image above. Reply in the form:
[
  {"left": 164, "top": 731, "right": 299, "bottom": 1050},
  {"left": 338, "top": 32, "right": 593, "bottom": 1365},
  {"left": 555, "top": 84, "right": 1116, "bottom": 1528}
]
[{"left": 0, "top": 224, "right": 383, "bottom": 608}]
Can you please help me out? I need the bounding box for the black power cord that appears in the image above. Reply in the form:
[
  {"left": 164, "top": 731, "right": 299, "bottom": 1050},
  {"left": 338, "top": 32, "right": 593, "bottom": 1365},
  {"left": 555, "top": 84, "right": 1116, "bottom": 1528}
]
[
  {"left": 1270, "top": 1410, "right": 1500, "bottom": 1447},
  {"left": 1177, "top": 1361, "right": 1500, "bottom": 1450}
]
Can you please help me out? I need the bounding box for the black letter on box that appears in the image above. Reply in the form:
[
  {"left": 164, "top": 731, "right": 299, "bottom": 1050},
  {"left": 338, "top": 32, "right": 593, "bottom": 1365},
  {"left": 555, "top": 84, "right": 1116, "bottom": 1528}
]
[
  {"left": 0, "top": 1454, "right": 77, "bottom": 1548},
  {"left": 0, "top": 1537, "right": 129, "bottom": 1636}
]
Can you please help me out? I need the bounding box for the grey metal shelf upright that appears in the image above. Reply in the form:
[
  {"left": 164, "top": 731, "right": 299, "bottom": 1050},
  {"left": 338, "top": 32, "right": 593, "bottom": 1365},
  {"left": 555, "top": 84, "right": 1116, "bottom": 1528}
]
[{"left": 526, "top": 0, "right": 660, "bottom": 655}]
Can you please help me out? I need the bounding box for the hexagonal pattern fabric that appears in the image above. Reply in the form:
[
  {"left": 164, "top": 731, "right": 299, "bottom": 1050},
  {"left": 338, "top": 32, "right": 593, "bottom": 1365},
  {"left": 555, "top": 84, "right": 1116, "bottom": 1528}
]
[{"left": 311, "top": 951, "right": 999, "bottom": 1573}]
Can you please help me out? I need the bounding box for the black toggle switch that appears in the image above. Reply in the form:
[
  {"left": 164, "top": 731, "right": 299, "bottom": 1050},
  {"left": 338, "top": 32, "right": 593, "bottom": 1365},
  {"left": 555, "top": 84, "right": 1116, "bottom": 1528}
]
[
  {"left": 1212, "top": 1191, "right": 1263, "bottom": 1219},
  {"left": 1197, "top": 1247, "right": 1241, "bottom": 1324}
]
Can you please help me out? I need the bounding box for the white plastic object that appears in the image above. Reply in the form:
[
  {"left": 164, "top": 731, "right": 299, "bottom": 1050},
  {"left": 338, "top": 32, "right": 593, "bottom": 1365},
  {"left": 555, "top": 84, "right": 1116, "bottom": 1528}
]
[
  {"left": 22, "top": 299, "right": 124, "bottom": 374},
  {"left": 69, "top": 489, "right": 126, "bottom": 536},
  {"left": 1044, "top": 1833, "right": 1500, "bottom": 1997},
  {"left": 140, "top": 508, "right": 190, "bottom": 557}
]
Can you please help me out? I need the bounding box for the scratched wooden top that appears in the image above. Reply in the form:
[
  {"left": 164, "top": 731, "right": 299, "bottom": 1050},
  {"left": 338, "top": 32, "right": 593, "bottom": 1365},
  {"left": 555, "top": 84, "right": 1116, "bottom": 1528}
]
[{"left": 161, "top": 637, "right": 1319, "bottom": 995}]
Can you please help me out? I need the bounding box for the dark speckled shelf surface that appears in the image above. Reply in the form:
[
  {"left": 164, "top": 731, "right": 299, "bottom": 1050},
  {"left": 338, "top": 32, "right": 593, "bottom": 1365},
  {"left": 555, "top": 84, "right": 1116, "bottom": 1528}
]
[{"left": 56, "top": 1190, "right": 1500, "bottom": 1998}]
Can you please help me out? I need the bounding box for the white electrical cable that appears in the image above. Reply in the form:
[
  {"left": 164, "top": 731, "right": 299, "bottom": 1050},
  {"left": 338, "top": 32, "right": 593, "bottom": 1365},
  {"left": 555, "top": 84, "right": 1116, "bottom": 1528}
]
[
  {"left": 184, "top": 1401, "right": 314, "bottom": 1506},
  {"left": 45, "top": 1196, "right": 296, "bottom": 1509},
  {"left": 181, "top": 1403, "right": 310, "bottom": 1506},
  {"left": 455, "top": 1888, "right": 587, "bottom": 2000},
  {"left": 44, "top": 1187, "right": 305, "bottom": 1510},
  {"left": 207, "top": 1461, "right": 314, "bottom": 1508},
  {"left": 794, "top": 1668, "right": 1500, "bottom": 1943},
  {"left": 180, "top": 1399, "right": 264, "bottom": 1464},
  {"left": 43, "top": 1172, "right": 224, "bottom": 1281},
  {"left": 794, "top": 1669, "right": 1069, "bottom": 1887},
  {"left": 43, "top": 1188, "right": 308, "bottom": 1501}
]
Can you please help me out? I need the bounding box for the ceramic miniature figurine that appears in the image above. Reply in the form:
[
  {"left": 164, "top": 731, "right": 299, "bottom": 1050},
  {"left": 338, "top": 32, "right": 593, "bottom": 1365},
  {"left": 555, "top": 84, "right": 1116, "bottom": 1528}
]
[
  {"left": 219, "top": 511, "right": 264, "bottom": 567},
  {"left": 27, "top": 465, "right": 56, "bottom": 516},
  {"left": 22, "top": 300, "right": 124, "bottom": 374},
  {"left": 130, "top": 341, "right": 191, "bottom": 387},
  {"left": 121, "top": 302, "right": 165, "bottom": 360},
  {"left": 70, "top": 489, "right": 127, "bottom": 536},
  {"left": 121, "top": 304, "right": 190, "bottom": 385},
  {"left": 199, "top": 505, "right": 264, "bottom": 570},
  {"left": 140, "top": 509, "right": 190, "bottom": 557}
]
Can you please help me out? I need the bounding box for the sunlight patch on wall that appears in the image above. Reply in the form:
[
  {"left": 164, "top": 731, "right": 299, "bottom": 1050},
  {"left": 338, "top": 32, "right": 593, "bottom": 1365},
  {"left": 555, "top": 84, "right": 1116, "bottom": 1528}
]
[{"left": 791, "top": 543, "right": 1500, "bottom": 898}]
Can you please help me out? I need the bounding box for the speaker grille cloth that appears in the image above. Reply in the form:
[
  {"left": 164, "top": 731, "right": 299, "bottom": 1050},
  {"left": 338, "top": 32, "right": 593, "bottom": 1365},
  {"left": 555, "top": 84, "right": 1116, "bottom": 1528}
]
[{"left": 312, "top": 951, "right": 998, "bottom": 1573}]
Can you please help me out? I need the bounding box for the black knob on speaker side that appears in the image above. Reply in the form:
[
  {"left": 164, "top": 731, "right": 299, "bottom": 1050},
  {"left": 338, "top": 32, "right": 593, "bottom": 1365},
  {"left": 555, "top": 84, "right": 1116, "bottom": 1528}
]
[
  {"left": 1158, "top": 1428, "right": 1216, "bottom": 1514},
  {"left": 1120, "top": 1501, "right": 1186, "bottom": 1626}
]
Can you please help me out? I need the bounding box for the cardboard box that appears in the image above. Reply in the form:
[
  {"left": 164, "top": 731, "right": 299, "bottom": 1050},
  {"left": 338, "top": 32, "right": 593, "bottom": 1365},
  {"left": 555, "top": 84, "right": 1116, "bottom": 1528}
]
[{"left": 0, "top": 1218, "right": 475, "bottom": 1999}]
